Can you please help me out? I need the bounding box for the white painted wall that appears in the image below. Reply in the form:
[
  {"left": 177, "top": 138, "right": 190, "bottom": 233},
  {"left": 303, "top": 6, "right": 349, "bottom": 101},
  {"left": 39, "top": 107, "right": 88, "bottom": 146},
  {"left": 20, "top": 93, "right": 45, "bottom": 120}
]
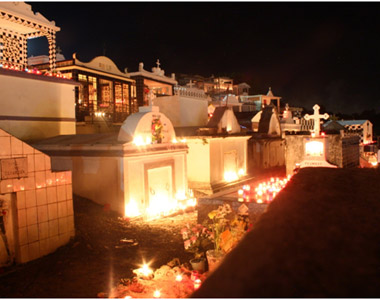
[
  {"left": 0, "top": 72, "right": 76, "bottom": 141},
  {"left": 153, "top": 95, "right": 208, "bottom": 127}
]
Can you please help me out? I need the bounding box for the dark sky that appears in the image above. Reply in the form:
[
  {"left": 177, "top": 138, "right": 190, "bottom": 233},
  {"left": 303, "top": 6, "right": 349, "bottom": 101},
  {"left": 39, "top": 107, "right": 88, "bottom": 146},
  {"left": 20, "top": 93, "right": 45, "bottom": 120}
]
[{"left": 27, "top": 2, "right": 380, "bottom": 114}]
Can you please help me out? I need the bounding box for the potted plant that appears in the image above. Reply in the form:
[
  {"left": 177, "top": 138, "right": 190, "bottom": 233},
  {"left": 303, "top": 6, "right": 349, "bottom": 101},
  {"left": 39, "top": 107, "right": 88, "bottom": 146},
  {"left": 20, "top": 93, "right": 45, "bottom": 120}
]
[{"left": 181, "top": 224, "right": 213, "bottom": 273}]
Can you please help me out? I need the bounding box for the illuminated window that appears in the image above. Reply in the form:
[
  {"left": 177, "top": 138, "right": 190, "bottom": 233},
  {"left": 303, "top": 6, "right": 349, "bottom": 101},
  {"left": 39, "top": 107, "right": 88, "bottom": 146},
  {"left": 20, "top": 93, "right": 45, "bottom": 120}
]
[{"left": 99, "top": 78, "right": 113, "bottom": 107}]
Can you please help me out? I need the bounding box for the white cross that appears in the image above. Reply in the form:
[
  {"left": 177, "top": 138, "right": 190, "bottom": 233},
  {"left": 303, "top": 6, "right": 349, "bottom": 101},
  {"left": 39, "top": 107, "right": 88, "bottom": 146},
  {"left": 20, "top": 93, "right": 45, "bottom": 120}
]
[
  {"left": 304, "top": 104, "right": 329, "bottom": 136},
  {"left": 156, "top": 59, "right": 160, "bottom": 68},
  {"left": 188, "top": 80, "right": 194, "bottom": 88}
]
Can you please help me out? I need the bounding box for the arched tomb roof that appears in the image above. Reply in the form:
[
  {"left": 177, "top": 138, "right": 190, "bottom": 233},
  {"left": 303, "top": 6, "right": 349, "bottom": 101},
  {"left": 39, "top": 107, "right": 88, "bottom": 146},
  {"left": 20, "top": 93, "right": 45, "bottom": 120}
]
[{"left": 118, "top": 106, "right": 176, "bottom": 144}]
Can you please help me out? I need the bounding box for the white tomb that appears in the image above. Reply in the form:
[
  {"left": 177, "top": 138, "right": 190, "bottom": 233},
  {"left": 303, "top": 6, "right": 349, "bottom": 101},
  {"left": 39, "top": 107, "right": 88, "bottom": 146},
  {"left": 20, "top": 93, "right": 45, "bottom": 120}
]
[
  {"left": 0, "top": 128, "right": 74, "bottom": 266},
  {"left": 299, "top": 104, "right": 337, "bottom": 169},
  {"left": 34, "top": 106, "right": 190, "bottom": 219}
]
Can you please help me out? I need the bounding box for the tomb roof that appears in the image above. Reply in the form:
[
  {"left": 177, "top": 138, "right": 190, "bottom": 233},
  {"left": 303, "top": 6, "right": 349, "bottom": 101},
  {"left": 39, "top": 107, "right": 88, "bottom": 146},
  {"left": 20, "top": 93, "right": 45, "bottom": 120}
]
[
  {"left": 335, "top": 120, "right": 368, "bottom": 126},
  {"left": 127, "top": 61, "right": 177, "bottom": 85}
]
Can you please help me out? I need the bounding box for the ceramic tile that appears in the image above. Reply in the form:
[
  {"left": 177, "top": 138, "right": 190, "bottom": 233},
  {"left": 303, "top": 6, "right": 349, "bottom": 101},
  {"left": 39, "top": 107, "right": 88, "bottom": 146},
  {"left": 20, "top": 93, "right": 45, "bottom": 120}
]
[
  {"left": 18, "top": 226, "right": 28, "bottom": 246},
  {"left": 1, "top": 179, "right": 13, "bottom": 194},
  {"left": 48, "top": 219, "right": 59, "bottom": 237},
  {"left": 10, "top": 137, "right": 23, "bottom": 155},
  {"left": 38, "top": 221, "right": 49, "bottom": 240},
  {"left": 16, "top": 191, "right": 26, "bottom": 210},
  {"left": 28, "top": 241, "right": 40, "bottom": 261},
  {"left": 47, "top": 203, "right": 58, "bottom": 220},
  {"left": 59, "top": 232, "right": 70, "bottom": 245},
  {"left": 58, "top": 217, "right": 68, "bottom": 234},
  {"left": 12, "top": 178, "right": 25, "bottom": 192},
  {"left": 25, "top": 190, "right": 36, "bottom": 208},
  {"left": 0, "top": 129, "right": 10, "bottom": 137},
  {"left": 39, "top": 238, "right": 49, "bottom": 256},
  {"left": 22, "top": 143, "right": 34, "bottom": 155},
  {"left": 26, "top": 207, "right": 37, "bottom": 226},
  {"left": 66, "top": 200, "right": 74, "bottom": 216},
  {"left": 65, "top": 185, "right": 73, "bottom": 200},
  {"left": 46, "top": 186, "right": 57, "bottom": 204},
  {"left": 34, "top": 154, "right": 45, "bottom": 172},
  {"left": 44, "top": 156, "right": 51, "bottom": 171},
  {"left": 27, "top": 154, "right": 35, "bottom": 173},
  {"left": 37, "top": 205, "right": 48, "bottom": 223},
  {"left": 57, "top": 185, "right": 66, "bottom": 202},
  {"left": 36, "top": 188, "right": 47, "bottom": 206},
  {"left": 0, "top": 136, "right": 11, "bottom": 156},
  {"left": 24, "top": 176, "right": 35, "bottom": 191},
  {"left": 67, "top": 215, "right": 75, "bottom": 234},
  {"left": 17, "top": 208, "right": 26, "bottom": 228},
  {"left": 57, "top": 201, "right": 67, "bottom": 218},
  {"left": 65, "top": 171, "right": 72, "bottom": 184},
  {"left": 19, "top": 244, "right": 29, "bottom": 263},
  {"left": 49, "top": 235, "right": 60, "bottom": 252},
  {"left": 45, "top": 171, "right": 56, "bottom": 187},
  {"left": 35, "top": 171, "right": 46, "bottom": 189},
  {"left": 55, "top": 172, "right": 66, "bottom": 185},
  {"left": 27, "top": 224, "right": 39, "bottom": 243}
]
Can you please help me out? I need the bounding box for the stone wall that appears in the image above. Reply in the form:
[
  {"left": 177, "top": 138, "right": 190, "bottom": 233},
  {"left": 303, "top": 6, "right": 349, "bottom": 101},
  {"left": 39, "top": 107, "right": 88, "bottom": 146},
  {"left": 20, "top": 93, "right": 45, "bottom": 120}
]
[{"left": 285, "top": 134, "right": 360, "bottom": 174}]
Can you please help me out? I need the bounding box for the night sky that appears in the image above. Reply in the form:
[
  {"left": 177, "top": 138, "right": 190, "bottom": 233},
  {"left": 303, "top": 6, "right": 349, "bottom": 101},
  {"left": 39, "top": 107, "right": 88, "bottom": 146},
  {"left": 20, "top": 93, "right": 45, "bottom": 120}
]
[{"left": 27, "top": 2, "right": 380, "bottom": 114}]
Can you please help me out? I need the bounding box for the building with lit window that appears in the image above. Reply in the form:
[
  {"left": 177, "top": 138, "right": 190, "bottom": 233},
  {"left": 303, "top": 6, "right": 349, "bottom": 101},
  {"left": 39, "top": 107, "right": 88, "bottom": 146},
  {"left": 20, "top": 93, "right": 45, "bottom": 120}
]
[
  {"left": 30, "top": 54, "right": 138, "bottom": 125},
  {"left": 127, "top": 60, "right": 178, "bottom": 107}
]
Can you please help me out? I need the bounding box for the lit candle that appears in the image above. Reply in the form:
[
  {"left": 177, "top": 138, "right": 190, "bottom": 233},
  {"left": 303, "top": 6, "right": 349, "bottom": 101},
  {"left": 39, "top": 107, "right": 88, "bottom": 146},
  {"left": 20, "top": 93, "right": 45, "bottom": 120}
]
[
  {"left": 175, "top": 274, "right": 183, "bottom": 282},
  {"left": 194, "top": 279, "right": 201, "bottom": 290},
  {"left": 153, "top": 290, "right": 161, "bottom": 298}
]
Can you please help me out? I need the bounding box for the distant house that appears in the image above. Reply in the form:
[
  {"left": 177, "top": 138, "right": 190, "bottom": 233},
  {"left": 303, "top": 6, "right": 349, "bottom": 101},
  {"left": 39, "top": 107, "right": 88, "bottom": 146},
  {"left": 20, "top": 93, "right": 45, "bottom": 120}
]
[{"left": 324, "top": 120, "right": 373, "bottom": 144}]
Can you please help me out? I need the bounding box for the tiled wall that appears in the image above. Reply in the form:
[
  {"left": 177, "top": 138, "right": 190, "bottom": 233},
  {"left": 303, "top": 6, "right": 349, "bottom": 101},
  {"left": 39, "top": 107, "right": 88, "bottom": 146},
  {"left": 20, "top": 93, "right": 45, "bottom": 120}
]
[{"left": 0, "top": 129, "right": 75, "bottom": 264}]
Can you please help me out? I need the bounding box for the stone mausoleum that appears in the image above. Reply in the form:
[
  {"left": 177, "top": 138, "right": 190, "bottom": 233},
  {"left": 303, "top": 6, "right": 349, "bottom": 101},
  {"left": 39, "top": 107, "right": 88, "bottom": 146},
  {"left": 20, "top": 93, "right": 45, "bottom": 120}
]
[{"left": 34, "top": 106, "right": 190, "bottom": 219}]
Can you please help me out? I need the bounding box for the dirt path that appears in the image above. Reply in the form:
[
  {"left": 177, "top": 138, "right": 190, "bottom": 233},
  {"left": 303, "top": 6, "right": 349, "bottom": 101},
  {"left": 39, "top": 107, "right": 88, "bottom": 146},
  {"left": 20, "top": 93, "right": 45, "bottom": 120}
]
[{"left": 0, "top": 195, "right": 196, "bottom": 298}]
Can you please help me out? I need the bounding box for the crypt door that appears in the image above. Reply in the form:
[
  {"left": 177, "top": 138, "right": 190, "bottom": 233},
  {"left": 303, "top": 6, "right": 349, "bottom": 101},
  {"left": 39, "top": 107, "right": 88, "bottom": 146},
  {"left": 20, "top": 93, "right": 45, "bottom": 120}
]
[{"left": 146, "top": 166, "right": 174, "bottom": 215}]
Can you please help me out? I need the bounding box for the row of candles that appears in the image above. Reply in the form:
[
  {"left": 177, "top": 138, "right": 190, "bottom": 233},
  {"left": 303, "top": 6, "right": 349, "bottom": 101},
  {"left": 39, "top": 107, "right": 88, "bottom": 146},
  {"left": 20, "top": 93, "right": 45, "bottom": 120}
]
[
  {"left": 238, "top": 174, "right": 293, "bottom": 203},
  {"left": 131, "top": 263, "right": 202, "bottom": 298},
  {"left": 0, "top": 63, "right": 68, "bottom": 79}
]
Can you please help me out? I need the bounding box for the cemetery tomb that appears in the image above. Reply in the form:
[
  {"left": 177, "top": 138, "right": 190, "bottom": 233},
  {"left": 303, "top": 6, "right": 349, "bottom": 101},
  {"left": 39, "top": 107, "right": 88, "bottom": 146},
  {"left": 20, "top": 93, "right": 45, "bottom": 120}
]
[
  {"left": 0, "top": 129, "right": 74, "bottom": 266},
  {"left": 34, "top": 106, "right": 192, "bottom": 220}
]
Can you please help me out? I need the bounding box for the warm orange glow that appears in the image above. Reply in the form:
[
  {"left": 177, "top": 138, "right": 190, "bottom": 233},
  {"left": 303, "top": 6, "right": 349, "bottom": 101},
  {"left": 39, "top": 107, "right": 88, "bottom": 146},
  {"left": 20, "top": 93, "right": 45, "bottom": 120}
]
[
  {"left": 175, "top": 274, "right": 183, "bottom": 282},
  {"left": 125, "top": 198, "right": 141, "bottom": 218},
  {"left": 224, "top": 171, "right": 239, "bottom": 182},
  {"left": 153, "top": 290, "right": 161, "bottom": 298},
  {"left": 305, "top": 141, "right": 324, "bottom": 157}
]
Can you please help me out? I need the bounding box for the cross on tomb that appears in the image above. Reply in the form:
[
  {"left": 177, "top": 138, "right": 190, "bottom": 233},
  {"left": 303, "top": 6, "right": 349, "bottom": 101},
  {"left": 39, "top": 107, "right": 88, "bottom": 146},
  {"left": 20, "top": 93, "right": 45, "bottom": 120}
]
[
  {"left": 188, "top": 80, "right": 194, "bottom": 88},
  {"left": 304, "top": 104, "right": 329, "bottom": 136}
]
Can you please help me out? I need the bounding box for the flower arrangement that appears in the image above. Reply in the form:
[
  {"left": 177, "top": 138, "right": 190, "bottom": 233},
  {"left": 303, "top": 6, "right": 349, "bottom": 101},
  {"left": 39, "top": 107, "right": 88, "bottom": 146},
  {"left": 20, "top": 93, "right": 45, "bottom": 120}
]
[
  {"left": 207, "top": 204, "right": 251, "bottom": 254},
  {"left": 181, "top": 224, "right": 213, "bottom": 259}
]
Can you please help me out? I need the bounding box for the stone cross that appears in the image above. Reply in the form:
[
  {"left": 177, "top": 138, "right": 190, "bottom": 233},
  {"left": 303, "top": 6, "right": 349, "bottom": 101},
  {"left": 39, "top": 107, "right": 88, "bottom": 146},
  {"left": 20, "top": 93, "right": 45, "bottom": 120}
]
[
  {"left": 188, "top": 80, "right": 194, "bottom": 88},
  {"left": 304, "top": 104, "right": 329, "bottom": 136}
]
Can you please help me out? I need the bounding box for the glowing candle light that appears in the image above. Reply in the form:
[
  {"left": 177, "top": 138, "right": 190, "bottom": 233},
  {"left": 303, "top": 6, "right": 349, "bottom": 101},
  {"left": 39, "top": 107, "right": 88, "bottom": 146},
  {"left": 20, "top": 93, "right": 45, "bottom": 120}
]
[
  {"left": 175, "top": 274, "right": 183, "bottom": 282},
  {"left": 194, "top": 279, "right": 202, "bottom": 290},
  {"left": 153, "top": 290, "right": 161, "bottom": 298}
]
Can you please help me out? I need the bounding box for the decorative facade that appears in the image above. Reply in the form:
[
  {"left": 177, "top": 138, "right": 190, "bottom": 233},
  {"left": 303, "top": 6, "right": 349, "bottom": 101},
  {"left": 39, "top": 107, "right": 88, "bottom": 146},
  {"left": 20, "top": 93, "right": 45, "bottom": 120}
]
[
  {"left": 32, "top": 54, "right": 138, "bottom": 124},
  {"left": 0, "top": 2, "right": 59, "bottom": 70}
]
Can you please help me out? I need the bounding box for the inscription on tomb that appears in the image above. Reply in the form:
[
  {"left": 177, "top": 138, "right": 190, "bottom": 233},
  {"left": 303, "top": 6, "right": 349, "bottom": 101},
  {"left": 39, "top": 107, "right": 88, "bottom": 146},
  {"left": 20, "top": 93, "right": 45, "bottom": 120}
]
[{"left": 0, "top": 158, "right": 28, "bottom": 180}]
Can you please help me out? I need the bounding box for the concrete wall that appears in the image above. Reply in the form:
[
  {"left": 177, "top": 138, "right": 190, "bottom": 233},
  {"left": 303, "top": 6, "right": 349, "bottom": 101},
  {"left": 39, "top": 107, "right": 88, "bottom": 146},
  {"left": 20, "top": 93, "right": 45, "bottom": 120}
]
[
  {"left": 285, "top": 134, "right": 360, "bottom": 174},
  {"left": 0, "top": 70, "right": 77, "bottom": 142},
  {"left": 248, "top": 138, "right": 285, "bottom": 173},
  {"left": 0, "top": 129, "right": 74, "bottom": 265},
  {"left": 187, "top": 136, "right": 249, "bottom": 194},
  {"left": 153, "top": 95, "right": 208, "bottom": 127}
]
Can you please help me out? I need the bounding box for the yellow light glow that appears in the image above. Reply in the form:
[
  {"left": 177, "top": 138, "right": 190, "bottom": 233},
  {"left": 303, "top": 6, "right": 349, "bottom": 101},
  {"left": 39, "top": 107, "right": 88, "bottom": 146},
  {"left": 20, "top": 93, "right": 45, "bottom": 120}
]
[
  {"left": 145, "top": 136, "right": 152, "bottom": 144},
  {"left": 172, "top": 138, "right": 178, "bottom": 143},
  {"left": 175, "top": 274, "right": 183, "bottom": 282},
  {"left": 305, "top": 141, "right": 324, "bottom": 157},
  {"left": 180, "top": 138, "right": 187, "bottom": 143},
  {"left": 153, "top": 290, "right": 161, "bottom": 298},
  {"left": 133, "top": 136, "right": 145, "bottom": 146},
  {"left": 371, "top": 162, "right": 378, "bottom": 166},
  {"left": 125, "top": 198, "right": 141, "bottom": 218},
  {"left": 224, "top": 171, "right": 238, "bottom": 182},
  {"left": 238, "top": 189, "right": 244, "bottom": 196},
  {"left": 238, "top": 168, "right": 245, "bottom": 177},
  {"left": 141, "top": 264, "right": 153, "bottom": 277}
]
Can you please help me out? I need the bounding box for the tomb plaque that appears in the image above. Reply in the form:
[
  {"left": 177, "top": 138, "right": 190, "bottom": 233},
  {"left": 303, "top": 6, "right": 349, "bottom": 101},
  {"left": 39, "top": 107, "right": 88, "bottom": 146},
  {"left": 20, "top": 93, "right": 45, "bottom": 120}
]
[{"left": 0, "top": 158, "right": 28, "bottom": 180}]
